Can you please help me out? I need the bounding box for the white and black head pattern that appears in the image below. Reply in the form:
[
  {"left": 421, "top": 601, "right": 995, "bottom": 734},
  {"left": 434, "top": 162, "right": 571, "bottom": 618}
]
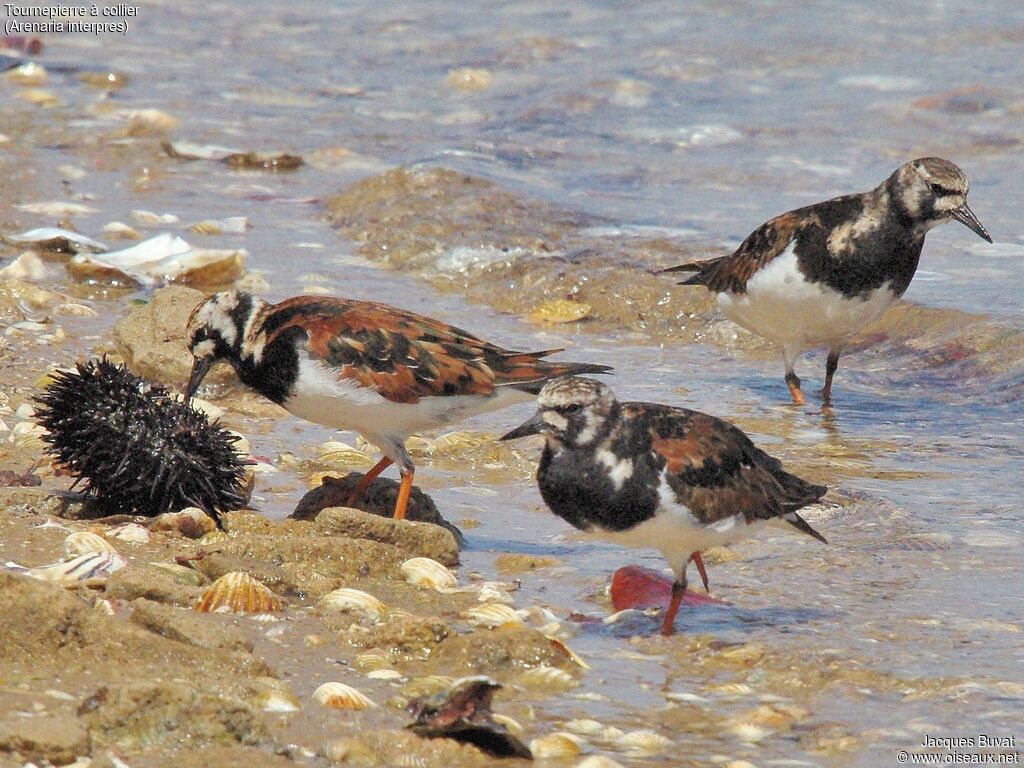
[
  {"left": 186, "top": 290, "right": 266, "bottom": 365},
  {"left": 533, "top": 376, "right": 618, "bottom": 447},
  {"left": 889, "top": 157, "right": 990, "bottom": 240}
]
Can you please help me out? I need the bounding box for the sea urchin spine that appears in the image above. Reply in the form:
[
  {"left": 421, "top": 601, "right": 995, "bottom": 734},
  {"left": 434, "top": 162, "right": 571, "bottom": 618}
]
[{"left": 35, "top": 358, "right": 247, "bottom": 519}]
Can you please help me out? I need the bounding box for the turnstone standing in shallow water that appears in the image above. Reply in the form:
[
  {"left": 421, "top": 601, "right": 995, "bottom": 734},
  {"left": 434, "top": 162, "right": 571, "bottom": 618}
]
[
  {"left": 502, "top": 377, "right": 827, "bottom": 635},
  {"left": 184, "top": 291, "right": 610, "bottom": 520},
  {"left": 664, "top": 157, "right": 992, "bottom": 404}
]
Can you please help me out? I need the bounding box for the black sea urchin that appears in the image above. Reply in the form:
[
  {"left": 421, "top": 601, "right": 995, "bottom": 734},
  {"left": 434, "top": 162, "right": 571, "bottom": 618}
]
[{"left": 34, "top": 358, "right": 247, "bottom": 519}]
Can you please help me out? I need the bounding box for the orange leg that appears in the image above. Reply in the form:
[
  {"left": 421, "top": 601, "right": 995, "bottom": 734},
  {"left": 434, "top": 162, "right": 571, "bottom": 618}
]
[
  {"left": 690, "top": 551, "right": 710, "bottom": 592},
  {"left": 345, "top": 456, "right": 394, "bottom": 507},
  {"left": 393, "top": 470, "right": 414, "bottom": 521},
  {"left": 785, "top": 371, "right": 805, "bottom": 406},
  {"left": 660, "top": 580, "right": 686, "bottom": 636}
]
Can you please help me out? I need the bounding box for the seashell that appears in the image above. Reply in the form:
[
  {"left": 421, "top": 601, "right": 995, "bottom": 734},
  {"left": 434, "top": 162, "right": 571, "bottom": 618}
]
[
  {"left": 575, "top": 757, "right": 626, "bottom": 768},
  {"left": 198, "top": 530, "right": 230, "bottom": 545},
  {"left": 176, "top": 395, "right": 224, "bottom": 421},
  {"left": 7, "top": 227, "right": 107, "bottom": 253},
  {"left": 190, "top": 217, "right": 249, "bottom": 235},
  {"left": 318, "top": 587, "right": 387, "bottom": 622},
  {"left": 162, "top": 140, "right": 244, "bottom": 161},
  {"left": 16, "top": 201, "right": 96, "bottom": 217},
  {"left": 465, "top": 602, "right": 524, "bottom": 628},
  {"left": 256, "top": 688, "right": 300, "bottom": 713},
  {"left": 152, "top": 507, "right": 217, "bottom": 539},
  {"left": 4, "top": 62, "right": 48, "bottom": 86},
  {"left": 149, "top": 561, "right": 207, "bottom": 587},
  {"left": 547, "top": 636, "right": 591, "bottom": 670},
  {"left": 8, "top": 421, "right": 47, "bottom": 449},
  {"left": 401, "top": 675, "right": 455, "bottom": 699},
  {"left": 63, "top": 531, "right": 117, "bottom": 559},
  {"left": 68, "top": 233, "right": 245, "bottom": 288},
  {"left": 706, "top": 682, "right": 755, "bottom": 697},
  {"left": 116, "top": 108, "right": 179, "bottom": 133},
  {"left": 194, "top": 571, "right": 283, "bottom": 614},
  {"left": 476, "top": 582, "right": 516, "bottom": 605},
  {"left": 93, "top": 598, "right": 116, "bottom": 616},
  {"left": 315, "top": 440, "right": 375, "bottom": 467},
  {"left": 366, "top": 669, "right": 403, "bottom": 681},
  {"left": 400, "top": 557, "right": 458, "bottom": 592},
  {"left": 516, "top": 666, "right": 578, "bottom": 692},
  {"left": 312, "top": 682, "right": 376, "bottom": 710},
  {"left": 491, "top": 713, "right": 524, "bottom": 736},
  {"left": 0, "top": 252, "right": 53, "bottom": 281},
  {"left": 22, "top": 552, "right": 127, "bottom": 587},
  {"left": 353, "top": 651, "right": 393, "bottom": 673},
  {"left": 525, "top": 298, "right": 592, "bottom": 324},
  {"left": 530, "top": 732, "right": 583, "bottom": 760},
  {"left": 101, "top": 222, "right": 140, "bottom": 240},
  {"left": 55, "top": 303, "right": 99, "bottom": 317},
  {"left": 564, "top": 719, "right": 605, "bottom": 736},
  {"left": 729, "top": 722, "right": 773, "bottom": 742},
  {"left": 615, "top": 729, "right": 673, "bottom": 756}
]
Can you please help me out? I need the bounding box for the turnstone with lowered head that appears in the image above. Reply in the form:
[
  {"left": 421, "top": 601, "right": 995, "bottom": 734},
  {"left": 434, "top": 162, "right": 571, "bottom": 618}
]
[
  {"left": 184, "top": 291, "right": 611, "bottom": 520},
  {"left": 663, "top": 157, "right": 991, "bottom": 404},
  {"left": 502, "top": 377, "right": 827, "bottom": 635}
]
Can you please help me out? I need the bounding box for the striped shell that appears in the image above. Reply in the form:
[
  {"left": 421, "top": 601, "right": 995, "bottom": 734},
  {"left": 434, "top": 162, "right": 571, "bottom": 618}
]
[
  {"left": 529, "top": 732, "right": 583, "bottom": 760},
  {"left": 25, "top": 552, "right": 127, "bottom": 587},
  {"left": 354, "top": 651, "right": 393, "bottom": 673},
  {"left": 317, "top": 587, "right": 386, "bottom": 622},
  {"left": 515, "top": 666, "right": 578, "bottom": 692},
  {"left": 313, "top": 682, "right": 376, "bottom": 710},
  {"left": 400, "top": 557, "right": 458, "bottom": 592},
  {"left": 465, "top": 602, "right": 524, "bottom": 628},
  {"left": 63, "top": 531, "right": 117, "bottom": 559},
  {"left": 615, "top": 729, "right": 673, "bottom": 756},
  {"left": 194, "top": 572, "right": 283, "bottom": 614}
]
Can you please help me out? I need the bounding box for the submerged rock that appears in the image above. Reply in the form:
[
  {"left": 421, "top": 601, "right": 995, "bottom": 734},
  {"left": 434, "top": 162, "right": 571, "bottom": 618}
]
[{"left": 310, "top": 504, "right": 461, "bottom": 565}]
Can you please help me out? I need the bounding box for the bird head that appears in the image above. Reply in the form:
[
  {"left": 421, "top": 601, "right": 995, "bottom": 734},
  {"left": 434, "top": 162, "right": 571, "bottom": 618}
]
[
  {"left": 890, "top": 157, "right": 991, "bottom": 242},
  {"left": 184, "top": 290, "right": 264, "bottom": 399},
  {"left": 501, "top": 376, "right": 617, "bottom": 448}
]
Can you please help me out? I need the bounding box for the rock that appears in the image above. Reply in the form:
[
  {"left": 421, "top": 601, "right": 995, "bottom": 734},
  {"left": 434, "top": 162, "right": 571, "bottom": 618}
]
[
  {"left": 218, "top": 532, "right": 406, "bottom": 581},
  {"left": 130, "top": 598, "right": 253, "bottom": 653},
  {"left": 311, "top": 506, "right": 460, "bottom": 566},
  {"left": 324, "top": 729, "right": 488, "bottom": 766},
  {"left": 0, "top": 486, "right": 88, "bottom": 520},
  {"left": 0, "top": 714, "right": 90, "bottom": 765},
  {"left": 112, "top": 285, "right": 231, "bottom": 386},
  {"left": 128, "top": 746, "right": 300, "bottom": 768},
  {"left": 342, "top": 614, "right": 450, "bottom": 658},
  {"left": 293, "top": 473, "right": 465, "bottom": 546},
  {"left": 104, "top": 563, "right": 206, "bottom": 607},
  {"left": 494, "top": 553, "right": 562, "bottom": 574},
  {"left": 431, "top": 625, "right": 572, "bottom": 674},
  {"left": 189, "top": 552, "right": 297, "bottom": 595},
  {"left": 151, "top": 506, "right": 218, "bottom": 538},
  {"left": 80, "top": 680, "right": 267, "bottom": 750}
]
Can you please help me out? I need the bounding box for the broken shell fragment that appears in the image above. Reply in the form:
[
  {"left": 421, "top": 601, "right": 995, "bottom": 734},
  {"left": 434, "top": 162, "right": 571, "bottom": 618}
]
[
  {"left": 106, "top": 522, "right": 151, "bottom": 544},
  {"left": 12, "top": 551, "right": 127, "bottom": 587},
  {"left": 400, "top": 557, "right": 458, "bottom": 592},
  {"left": 313, "top": 682, "right": 376, "bottom": 710},
  {"left": 63, "top": 531, "right": 117, "bottom": 559},
  {"left": 530, "top": 732, "right": 583, "bottom": 760},
  {"left": 6, "top": 227, "right": 107, "bottom": 253},
  {"left": 194, "top": 571, "right": 283, "bottom": 614},
  {"left": 317, "top": 587, "right": 386, "bottom": 622}
]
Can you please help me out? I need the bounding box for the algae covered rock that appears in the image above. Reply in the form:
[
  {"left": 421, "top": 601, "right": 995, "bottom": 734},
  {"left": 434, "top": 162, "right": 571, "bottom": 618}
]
[
  {"left": 0, "top": 714, "right": 90, "bottom": 766},
  {"left": 311, "top": 505, "right": 461, "bottom": 566}
]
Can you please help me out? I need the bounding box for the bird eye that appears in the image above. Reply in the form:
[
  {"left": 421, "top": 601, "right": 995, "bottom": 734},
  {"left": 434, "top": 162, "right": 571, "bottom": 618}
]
[
  {"left": 929, "top": 182, "right": 947, "bottom": 195},
  {"left": 560, "top": 403, "right": 583, "bottom": 415}
]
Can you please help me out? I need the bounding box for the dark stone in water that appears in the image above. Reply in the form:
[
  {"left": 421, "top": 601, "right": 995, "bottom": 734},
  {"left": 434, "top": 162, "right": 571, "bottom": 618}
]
[{"left": 291, "top": 472, "right": 465, "bottom": 546}]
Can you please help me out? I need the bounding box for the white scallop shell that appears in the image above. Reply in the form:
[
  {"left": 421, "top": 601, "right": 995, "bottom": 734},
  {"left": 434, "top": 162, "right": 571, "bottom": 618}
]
[
  {"left": 476, "top": 582, "right": 516, "bottom": 605},
  {"left": 365, "top": 669, "right": 403, "bottom": 681},
  {"left": 312, "top": 682, "right": 376, "bottom": 710},
  {"left": 400, "top": 557, "right": 458, "bottom": 592},
  {"left": 353, "top": 651, "right": 392, "bottom": 673},
  {"left": 106, "top": 522, "right": 151, "bottom": 544},
  {"left": 615, "top": 729, "right": 673, "bottom": 756},
  {"left": 63, "top": 531, "right": 117, "bottom": 559},
  {"left": 23, "top": 552, "right": 127, "bottom": 587},
  {"left": 563, "top": 719, "right": 605, "bottom": 736},
  {"left": 530, "top": 732, "right": 583, "bottom": 760},
  {"left": 516, "top": 666, "right": 578, "bottom": 692},
  {"left": 317, "top": 587, "right": 386, "bottom": 621},
  {"left": 465, "top": 602, "right": 524, "bottom": 628},
  {"left": 194, "top": 572, "right": 283, "bottom": 614},
  {"left": 729, "top": 722, "right": 773, "bottom": 742}
]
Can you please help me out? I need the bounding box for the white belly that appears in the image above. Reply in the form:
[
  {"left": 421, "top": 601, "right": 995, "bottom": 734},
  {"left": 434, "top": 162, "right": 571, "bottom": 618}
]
[
  {"left": 284, "top": 353, "right": 533, "bottom": 446},
  {"left": 718, "top": 243, "right": 899, "bottom": 349}
]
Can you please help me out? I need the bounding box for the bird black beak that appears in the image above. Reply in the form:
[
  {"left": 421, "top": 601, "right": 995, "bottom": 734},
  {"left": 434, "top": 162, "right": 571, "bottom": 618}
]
[
  {"left": 951, "top": 203, "right": 992, "bottom": 243},
  {"left": 185, "top": 356, "right": 213, "bottom": 400},
  {"left": 500, "top": 412, "right": 545, "bottom": 441}
]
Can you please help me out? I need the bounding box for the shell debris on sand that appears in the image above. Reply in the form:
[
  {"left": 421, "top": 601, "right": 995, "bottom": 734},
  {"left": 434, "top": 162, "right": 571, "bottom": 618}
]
[
  {"left": 515, "top": 665, "right": 579, "bottom": 692},
  {"left": 63, "top": 531, "right": 117, "bottom": 558},
  {"left": 313, "top": 681, "right": 377, "bottom": 710},
  {"left": 106, "top": 522, "right": 151, "bottom": 544},
  {"left": 400, "top": 557, "right": 459, "bottom": 592},
  {"left": 194, "top": 571, "right": 283, "bottom": 614},
  {"left": 317, "top": 587, "right": 387, "bottom": 622},
  {"left": 614, "top": 729, "right": 674, "bottom": 757},
  {"left": 6, "top": 551, "right": 127, "bottom": 588},
  {"left": 530, "top": 732, "right": 584, "bottom": 760}
]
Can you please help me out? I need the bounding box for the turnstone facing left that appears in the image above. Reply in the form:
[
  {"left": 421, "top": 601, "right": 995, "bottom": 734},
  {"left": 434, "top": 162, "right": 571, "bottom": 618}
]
[
  {"left": 663, "top": 157, "right": 992, "bottom": 404},
  {"left": 502, "top": 377, "right": 827, "bottom": 635},
  {"left": 184, "top": 291, "right": 611, "bottom": 520}
]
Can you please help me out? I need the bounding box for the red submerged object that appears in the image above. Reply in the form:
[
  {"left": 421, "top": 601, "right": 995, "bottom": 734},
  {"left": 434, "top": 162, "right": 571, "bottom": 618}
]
[{"left": 611, "top": 566, "right": 728, "bottom": 612}]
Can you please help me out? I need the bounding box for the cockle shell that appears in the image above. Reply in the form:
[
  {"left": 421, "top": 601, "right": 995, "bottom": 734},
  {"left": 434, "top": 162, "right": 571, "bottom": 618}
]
[
  {"left": 354, "top": 651, "right": 393, "bottom": 673},
  {"left": 465, "top": 602, "right": 524, "bottom": 628},
  {"left": 400, "top": 557, "right": 458, "bottom": 592},
  {"left": 317, "top": 588, "right": 386, "bottom": 621},
  {"left": 194, "top": 572, "right": 283, "bottom": 614},
  {"left": 366, "top": 669, "right": 402, "bottom": 681},
  {"left": 529, "top": 732, "right": 583, "bottom": 760},
  {"left": 313, "top": 682, "right": 376, "bottom": 710},
  {"left": 63, "top": 531, "right": 117, "bottom": 559},
  {"left": 615, "top": 730, "right": 673, "bottom": 756},
  {"left": 476, "top": 582, "right": 516, "bottom": 605},
  {"left": 515, "top": 666, "right": 578, "bottom": 692},
  {"left": 19, "top": 552, "right": 127, "bottom": 587}
]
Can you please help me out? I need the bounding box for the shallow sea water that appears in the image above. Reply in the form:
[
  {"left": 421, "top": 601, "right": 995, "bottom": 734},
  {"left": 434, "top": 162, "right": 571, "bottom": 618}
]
[{"left": 1, "top": 1, "right": 1022, "bottom": 766}]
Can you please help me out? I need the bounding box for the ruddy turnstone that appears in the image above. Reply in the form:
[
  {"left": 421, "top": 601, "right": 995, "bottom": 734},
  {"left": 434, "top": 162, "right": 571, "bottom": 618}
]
[
  {"left": 501, "top": 377, "right": 827, "bottom": 635},
  {"left": 663, "top": 157, "right": 992, "bottom": 405},
  {"left": 184, "top": 291, "right": 611, "bottom": 520}
]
